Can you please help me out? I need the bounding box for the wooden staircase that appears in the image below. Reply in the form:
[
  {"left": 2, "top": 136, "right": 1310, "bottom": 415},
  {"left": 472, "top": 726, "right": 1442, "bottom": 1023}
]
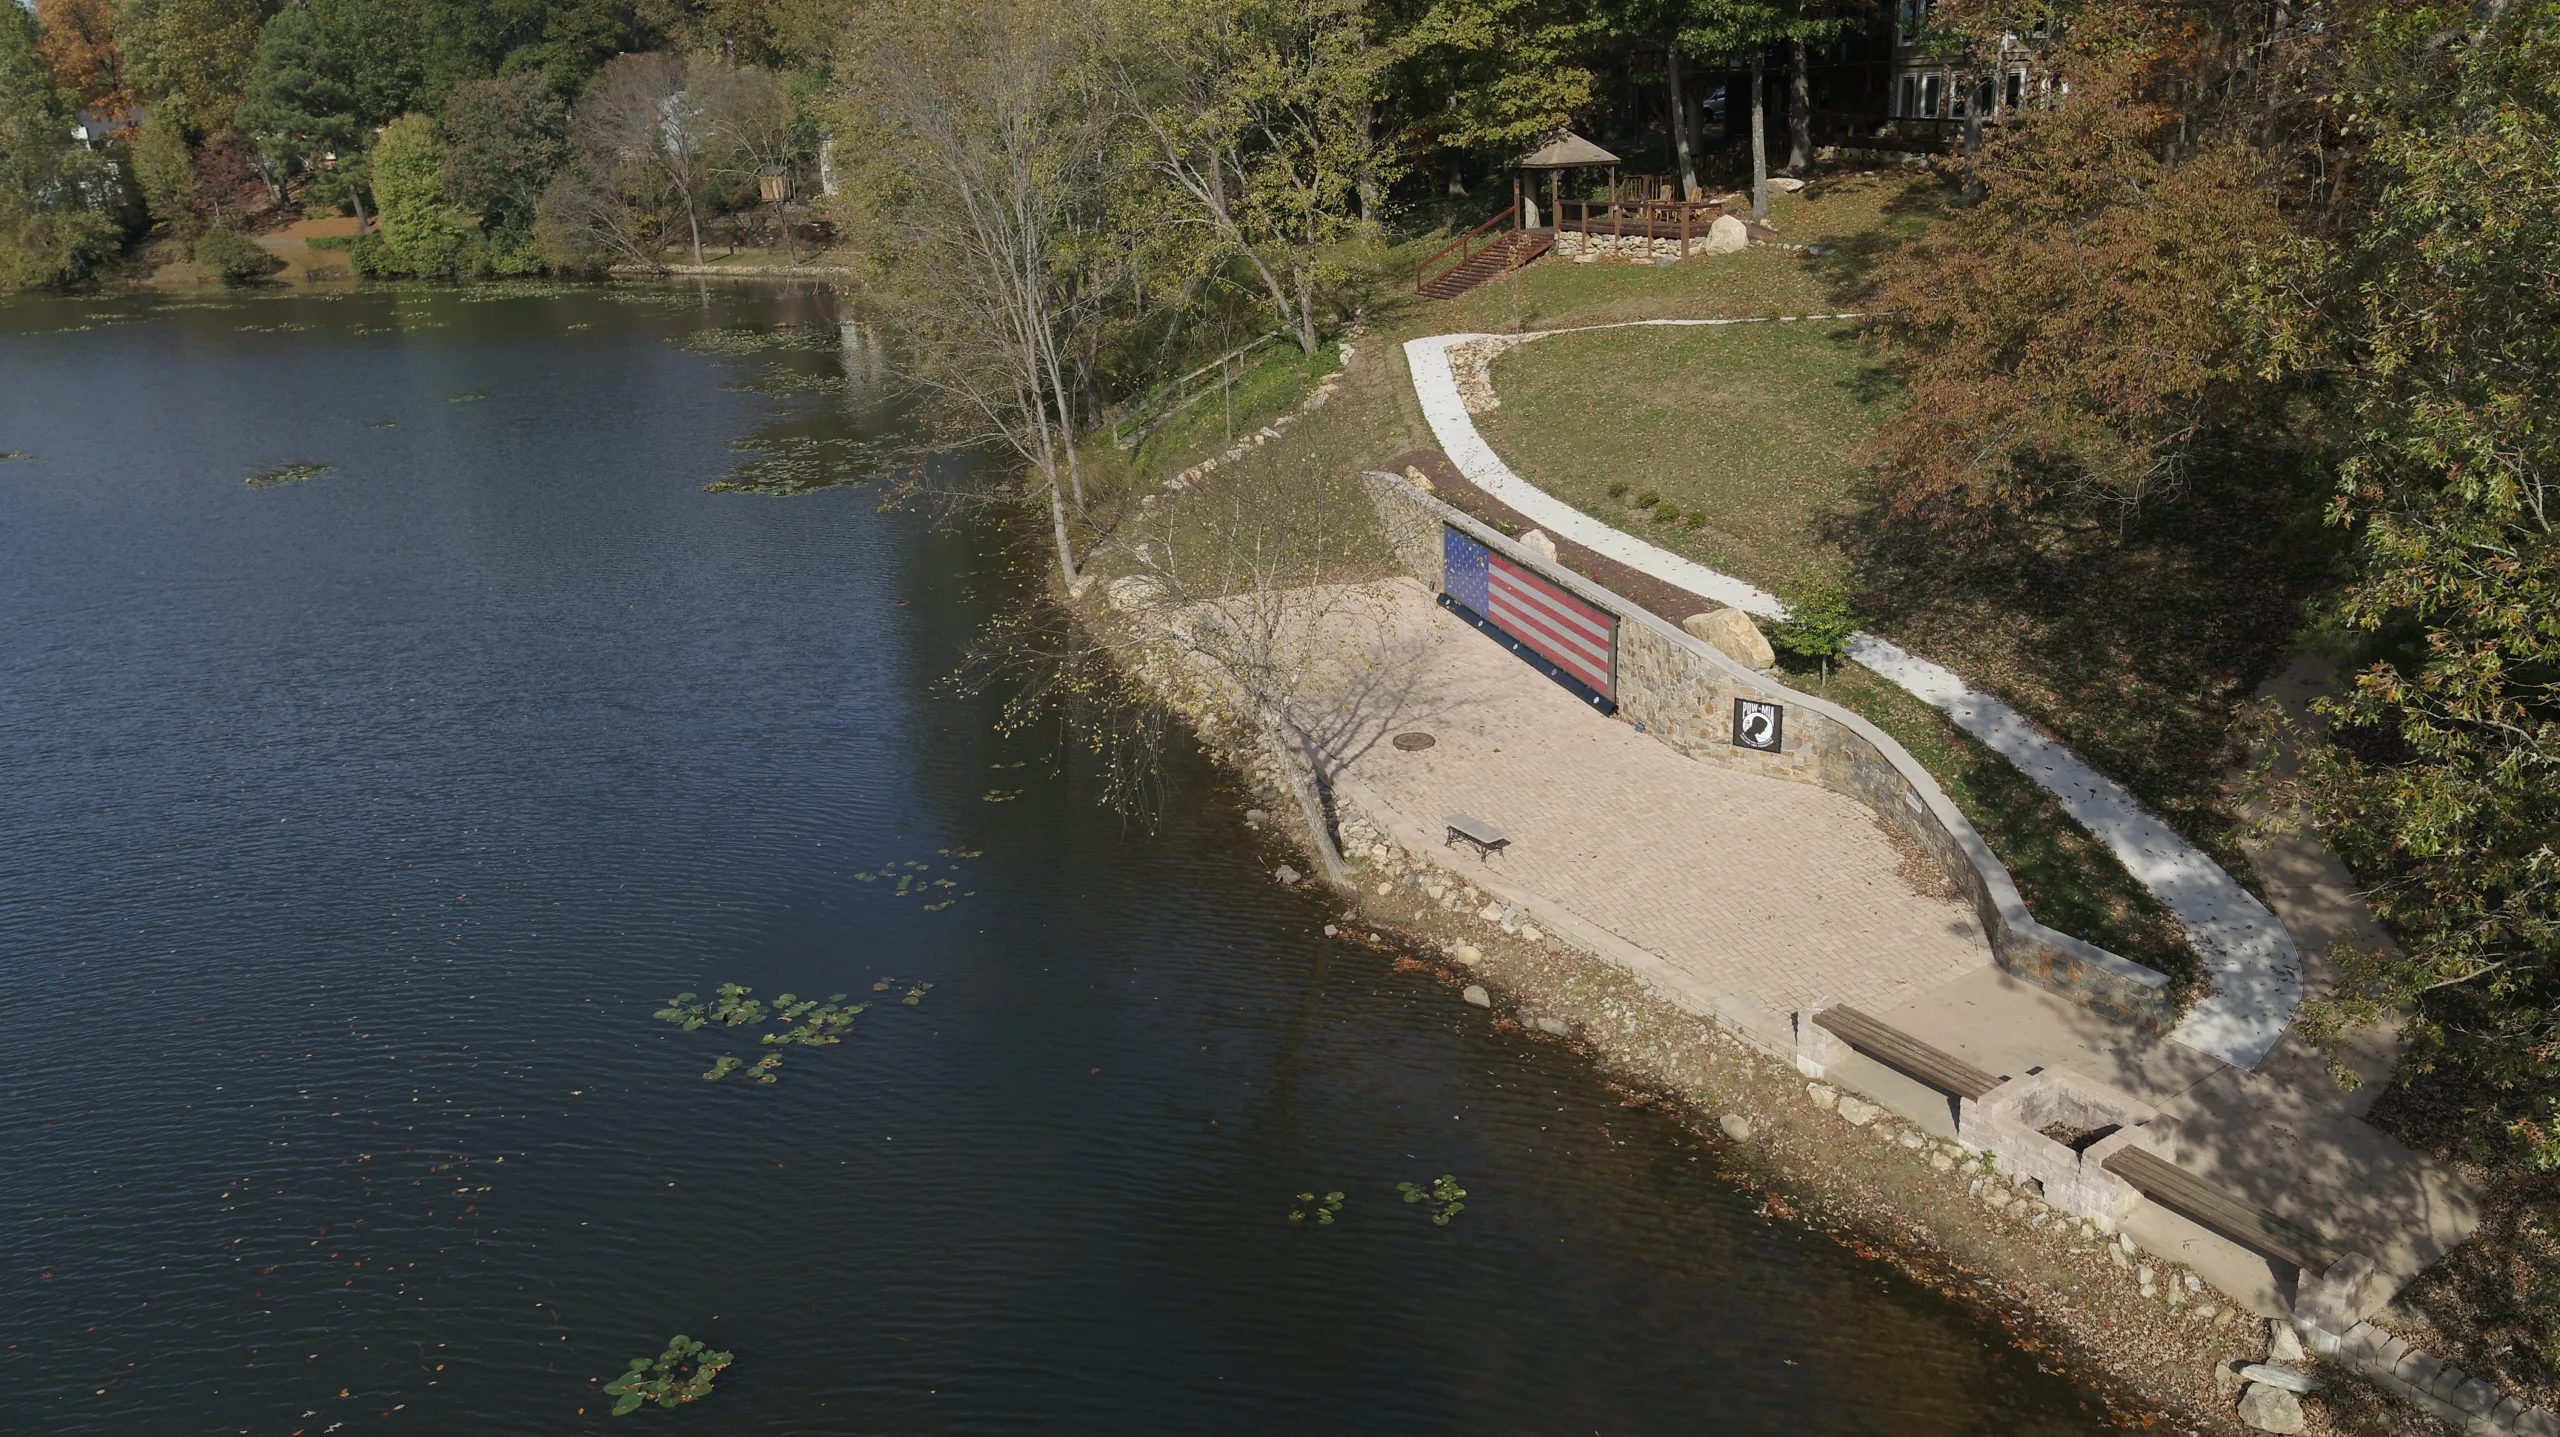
[{"left": 1416, "top": 207, "right": 1554, "bottom": 299}]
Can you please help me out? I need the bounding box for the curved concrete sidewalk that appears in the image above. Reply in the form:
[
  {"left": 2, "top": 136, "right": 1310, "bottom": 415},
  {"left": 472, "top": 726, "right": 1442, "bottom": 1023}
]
[{"left": 1405, "top": 325, "right": 2302, "bottom": 1068}]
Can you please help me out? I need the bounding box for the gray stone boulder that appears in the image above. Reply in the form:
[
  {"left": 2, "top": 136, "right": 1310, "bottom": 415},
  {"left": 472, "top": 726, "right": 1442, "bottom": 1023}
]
[
  {"left": 1703, "top": 213, "right": 1751, "bottom": 255},
  {"left": 1518, "top": 529, "right": 1560, "bottom": 564},
  {"left": 2238, "top": 1363, "right": 2321, "bottom": 1394},
  {"left": 1533, "top": 1016, "right": 1570, "bottom": 1037},
  {"left": 1719, "top": 1114, "right": 1753, "bottom": 1141},
  {"left": 2235, "top": 1382, "right": 2305, "bottom": 1433},
  {"left": 1273, "top": 865, "right": 1300, "bottom": 885},
  {"left": 1462, "top": 984, "right": 1491, "bottom": 1008},
  {"left": 1683, "top": 607, "right": 1774, "bottom": 668},
  {"left": 1835, "top": 1095, "right": 1881, "bottom": 1126}
]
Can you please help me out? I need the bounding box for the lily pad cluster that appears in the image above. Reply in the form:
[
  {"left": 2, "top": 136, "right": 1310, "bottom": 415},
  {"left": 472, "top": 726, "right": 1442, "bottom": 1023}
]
[
  {"left": 1289, "top": 1190, "right": 1345, "bottom": 1225},
  {"left": 726, "top": 360, "right": 852, "bottom": 397},
  {"left": 852, "top": 848, "right": 980, "bottom": 912},
  {"left": 673, "top": 324, "right": 840, "bottom": 355},
  {"left": 706, "top": 433, "right": 897, "bottom": 496},
  {"left": 873, "top": 976, "right": 934, "bottom": 1005},
  {"left": 1398, "top": 1175, "right": 1468, "bottom": 1225},
  {"left": 601, "top": 1334, "right": 732, "bottom": 1415},
  {"left": 652, "top": 984, "right": 868, "bottom": 1084},
  {"left": 246, "top": 463, "right": 331, "bottom": 488}
]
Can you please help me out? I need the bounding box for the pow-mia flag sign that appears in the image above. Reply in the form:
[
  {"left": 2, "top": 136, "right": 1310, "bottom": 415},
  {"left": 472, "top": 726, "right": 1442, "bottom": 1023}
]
[{"left": 1732, "top": 698, "right": 1783, "bottom": 752}]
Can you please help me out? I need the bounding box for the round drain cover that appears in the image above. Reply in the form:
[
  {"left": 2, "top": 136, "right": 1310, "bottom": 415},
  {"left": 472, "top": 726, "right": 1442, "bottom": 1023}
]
[{"left": 1392, "top": 731, "right": 1436, "bottom": 751}]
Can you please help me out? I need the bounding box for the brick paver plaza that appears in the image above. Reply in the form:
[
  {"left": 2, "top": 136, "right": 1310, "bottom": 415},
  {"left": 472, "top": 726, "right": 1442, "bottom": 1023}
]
[{"left": 1292, "top": 580, "right": 1990, "bottom": 1018}]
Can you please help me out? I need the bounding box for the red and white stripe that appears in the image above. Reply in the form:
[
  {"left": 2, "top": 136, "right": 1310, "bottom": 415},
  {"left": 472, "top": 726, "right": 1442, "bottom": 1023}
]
[{"left": 1488, "top": 554, "right": 1613, "bottom": 694}]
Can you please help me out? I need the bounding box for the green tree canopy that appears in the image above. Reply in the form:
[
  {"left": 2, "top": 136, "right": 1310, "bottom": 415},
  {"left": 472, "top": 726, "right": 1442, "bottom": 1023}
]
[
  {"left": 2, "top": 1, "right": 125, "bottom": 285},
  {"left": 238, "top": 2, "right": 363, "bottom": 174},
  {"left": 2267, "top": 0, "right": 2560, "bottom": 1123}
]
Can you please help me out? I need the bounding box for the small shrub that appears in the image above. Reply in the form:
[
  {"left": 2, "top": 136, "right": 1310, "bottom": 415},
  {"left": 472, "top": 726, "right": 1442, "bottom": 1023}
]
[
  {"left": 193, "top": 227, "right": 284, "bottom": 285},
  {"left": 1634, "top": 488, "right": 1660, "bottom": 508},
  {"left": 1684, "top": 511, "right": 1708, "bottom": 529},
  {"left": 1653, "top": 501, "right": 1680, "bottom": 522},
  {"left": 1772, "top": 573, "right": 1865, "bottom": 680},
  {"left": 1606, "top": 480, "right": 1630, "bottom": 499}
]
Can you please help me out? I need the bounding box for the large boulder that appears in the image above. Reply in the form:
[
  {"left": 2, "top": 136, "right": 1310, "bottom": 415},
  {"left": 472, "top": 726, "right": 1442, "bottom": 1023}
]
[
  {"left": 2235, "top": 1383, "right": 2305, "bottom": 1434},
  {"left": 1703, "top": 213, "right": 1751, "bottom": 254},
  {"left": 1518, "top": 528, "right": 1560, "bottom": 564},
  {"left": 1684, "top": 608, "right": 1775, "bottom": 669}
]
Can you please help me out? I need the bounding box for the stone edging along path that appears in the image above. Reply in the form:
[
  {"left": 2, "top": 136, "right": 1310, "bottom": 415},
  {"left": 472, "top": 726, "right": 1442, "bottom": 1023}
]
[{"left": 1404, "top": 323, "right": 2304, "bottom": 1069}]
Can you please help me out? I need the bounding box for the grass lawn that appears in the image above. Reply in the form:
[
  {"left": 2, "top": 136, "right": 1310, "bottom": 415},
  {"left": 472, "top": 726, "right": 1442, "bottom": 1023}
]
[{"left": 1478, "top": 319, "right": 1888, "bottom": 589}]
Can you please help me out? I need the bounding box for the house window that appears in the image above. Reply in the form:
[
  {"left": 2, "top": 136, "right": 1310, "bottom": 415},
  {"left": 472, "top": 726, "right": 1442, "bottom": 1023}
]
[
  {"left": 1920, "top": 72, "right": 1942, "bottom": 118},
  {"left": 1897, "top": 75, "right": 1919, "bottom": 118},
  {"left": 1896, "top": 0, "right": 1931, "bottom": 46},
  {"left": 2007, "top": 69, "right": 2028, "bottom": 109},
  {"left": 1950, "top": 82, "right": 1968, "bottom": 119}
]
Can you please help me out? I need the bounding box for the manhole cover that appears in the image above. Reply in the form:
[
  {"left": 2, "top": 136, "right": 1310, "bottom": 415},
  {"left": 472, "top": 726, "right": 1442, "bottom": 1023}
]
[{"left": 1392, "top": 732, "right": 1436, "bottom": 751}]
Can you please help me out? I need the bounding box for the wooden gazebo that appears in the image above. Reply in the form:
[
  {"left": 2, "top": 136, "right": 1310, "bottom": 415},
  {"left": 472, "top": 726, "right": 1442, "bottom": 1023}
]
[{"left": 1514, "top": 131, "right": 1621, "bottom": 232}]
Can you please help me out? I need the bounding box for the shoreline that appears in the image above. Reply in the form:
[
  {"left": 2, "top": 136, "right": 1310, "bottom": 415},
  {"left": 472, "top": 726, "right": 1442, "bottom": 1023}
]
[
  {"left": 1081, "top": 574, "right": 2316, "bottom": 1433},
  {"left": 1054, "top": 339, "right": 2424, "bottom": 1437}
]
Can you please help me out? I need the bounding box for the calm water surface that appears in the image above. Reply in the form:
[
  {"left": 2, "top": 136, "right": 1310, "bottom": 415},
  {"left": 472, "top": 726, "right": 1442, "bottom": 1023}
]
[{"left": 0, "top": 284, "right": 2111, "bottom": 1435}]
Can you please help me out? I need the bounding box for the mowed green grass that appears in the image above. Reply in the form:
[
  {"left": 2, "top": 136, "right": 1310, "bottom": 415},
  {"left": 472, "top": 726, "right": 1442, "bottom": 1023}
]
[{"left": 1477, "top": 318, "right": 1890, "bottom": 590}]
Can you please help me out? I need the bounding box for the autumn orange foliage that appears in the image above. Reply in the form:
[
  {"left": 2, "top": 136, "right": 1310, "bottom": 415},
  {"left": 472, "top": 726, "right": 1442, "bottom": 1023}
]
[
  {"left": 35, "top": 0, "right": 123, "bottom": 117},
  {"left": 1865, "top": 55, "right": 2291, "bottom": 544}
]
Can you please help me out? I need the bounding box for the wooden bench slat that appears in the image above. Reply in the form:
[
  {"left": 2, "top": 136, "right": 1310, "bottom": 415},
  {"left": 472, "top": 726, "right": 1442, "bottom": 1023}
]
[
  {"left": 2101, "top": 1147, "right": 2341, "bottom": 1272},
  {"left": 1814, "top": 1005, "right": 2002, "bottom": 1101}
]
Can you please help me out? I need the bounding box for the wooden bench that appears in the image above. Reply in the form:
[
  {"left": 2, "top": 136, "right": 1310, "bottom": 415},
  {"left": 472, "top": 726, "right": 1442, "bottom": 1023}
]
[
  {"left": 1443, "top": 813, "right": 1510, "bottom": 861},
  {"left": 2100, "top": 1146, "right": 2342, "bottom": 1273},
  {"left": 1813, "top": 1005, "right": 2003, "bottom": 1101}
]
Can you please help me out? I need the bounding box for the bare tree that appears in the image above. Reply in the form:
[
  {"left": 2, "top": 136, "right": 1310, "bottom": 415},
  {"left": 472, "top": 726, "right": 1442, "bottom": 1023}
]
[
  {"left": 566, "top": 53, "right": 716, "bottom": 266},
  {"left": 838, "top": 0, "right": 1116, "bottom": 583},
  {"left": 1110, "top": 0, "right": 1385, "bottom": 357}
]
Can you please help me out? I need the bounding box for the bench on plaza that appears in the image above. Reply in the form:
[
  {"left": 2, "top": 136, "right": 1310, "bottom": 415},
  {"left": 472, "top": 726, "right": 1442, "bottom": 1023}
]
[
  {"left": 1810, "top": 1004, "right": 2003, "bottom": 1101},
  {"left": 1444, "top": 813, "right": 1510, "bottom": 861},
  {"left": 2100, "top": 1146, "right": 2342, "bottom": 1273}
]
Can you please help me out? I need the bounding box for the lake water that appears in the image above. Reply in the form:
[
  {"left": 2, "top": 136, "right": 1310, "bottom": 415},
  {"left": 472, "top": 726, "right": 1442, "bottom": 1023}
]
[{"left": 0, "top": 284, "right": 2112, "bottom": 1435}]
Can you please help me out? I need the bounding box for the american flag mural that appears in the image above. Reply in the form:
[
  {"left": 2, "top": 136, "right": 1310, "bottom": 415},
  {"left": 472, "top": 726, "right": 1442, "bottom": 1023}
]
[{"left": 1441, "top": 525, "right": 1617, "bottom": 703}]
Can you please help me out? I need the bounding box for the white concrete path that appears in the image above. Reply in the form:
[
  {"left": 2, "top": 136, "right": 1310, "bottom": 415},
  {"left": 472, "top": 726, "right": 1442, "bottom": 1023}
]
[{"left": 1405, "top": 325, "right": 2302, "bottom": 1068}]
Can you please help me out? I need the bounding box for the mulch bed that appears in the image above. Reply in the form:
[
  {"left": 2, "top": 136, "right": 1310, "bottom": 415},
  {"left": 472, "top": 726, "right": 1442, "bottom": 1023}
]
[{"left": 1389, "top": 447, "right": 1738, "bottom": 627}]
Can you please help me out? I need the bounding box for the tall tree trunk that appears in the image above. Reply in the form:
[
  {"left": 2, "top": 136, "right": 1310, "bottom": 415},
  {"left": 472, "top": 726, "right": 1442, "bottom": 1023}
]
[
  {"left": 1667, "top": 39, "right": 1697, "bottom": 200},
  {"left": 687, "top": 204, "right": 704, "bottom": 266},
  {"left": 1749, "top": 51, "right": 1769, "bottom": 219},
  {"left": 1047, "top": 473, "right": 1080, "bottom": 587},
  {"left": 1787, "top": 40, "right": 1812, "bottom": 172}
]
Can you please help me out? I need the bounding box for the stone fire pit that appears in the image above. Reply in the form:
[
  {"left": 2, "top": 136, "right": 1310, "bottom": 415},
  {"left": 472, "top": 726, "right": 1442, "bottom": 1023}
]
[{"left": 1969, "top": 1067, "right": 2180, "bottom": 1222}]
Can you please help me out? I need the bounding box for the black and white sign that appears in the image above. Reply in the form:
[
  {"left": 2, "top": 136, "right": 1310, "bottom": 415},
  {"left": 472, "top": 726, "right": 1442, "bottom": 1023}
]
[{"left": 1732, "top": 698, "right": 1784, "bottom": 752}]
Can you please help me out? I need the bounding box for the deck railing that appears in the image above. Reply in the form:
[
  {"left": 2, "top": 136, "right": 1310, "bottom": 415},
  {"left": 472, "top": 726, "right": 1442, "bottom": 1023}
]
[
  {"left": 1559, "top": 197, "right": 1724, "bottom": 254},
  {"left": 1415, "top": 203, "right": 1520, "bottom": 294}
]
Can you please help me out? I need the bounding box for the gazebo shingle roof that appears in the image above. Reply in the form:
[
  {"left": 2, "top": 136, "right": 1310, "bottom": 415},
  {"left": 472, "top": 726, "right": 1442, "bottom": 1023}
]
[{"left": 1516, "top": 131, "right": 1621, "bottom": 169}]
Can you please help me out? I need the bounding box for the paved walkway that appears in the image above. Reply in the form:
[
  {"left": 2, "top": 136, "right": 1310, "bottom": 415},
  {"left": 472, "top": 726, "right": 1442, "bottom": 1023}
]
[{"left": 1405, "top": 326, "right": 2303, "bottom": 1069}]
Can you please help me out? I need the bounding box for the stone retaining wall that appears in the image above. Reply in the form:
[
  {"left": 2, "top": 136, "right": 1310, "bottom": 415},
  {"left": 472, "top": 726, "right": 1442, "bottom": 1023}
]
[{"left": 1362, "top": 469, "right": 2176, "bottom": 1031}]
